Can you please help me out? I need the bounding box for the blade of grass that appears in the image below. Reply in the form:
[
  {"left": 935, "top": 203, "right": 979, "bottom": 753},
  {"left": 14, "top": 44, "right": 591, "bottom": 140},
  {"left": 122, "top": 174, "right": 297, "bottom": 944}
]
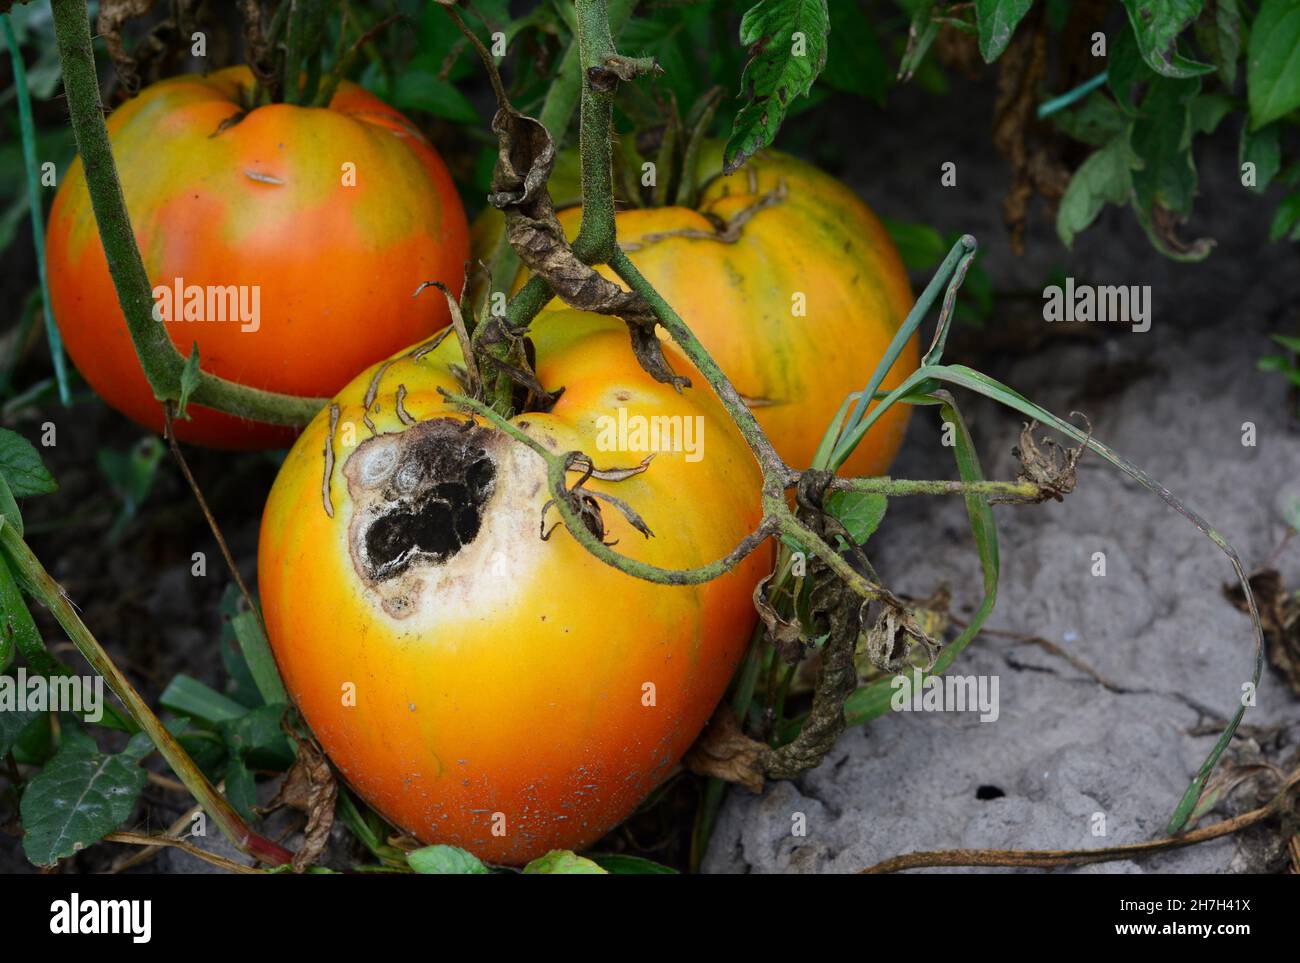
[
  {"left": 2, "top": 15, "right": 71, "bottom": 405},
  {"left": 834, "top": 235, "right": 976, "bottom": 466},
  {"left": 924, "top": 363, "right": 1265, "bottom": 834},
  {"left": 823, "top": 392, "right": 1000, "bottom": 730}
]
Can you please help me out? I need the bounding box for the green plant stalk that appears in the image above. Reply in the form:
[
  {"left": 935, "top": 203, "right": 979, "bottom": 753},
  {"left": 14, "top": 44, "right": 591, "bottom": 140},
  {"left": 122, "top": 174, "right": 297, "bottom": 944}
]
[
  {"left": 49, "top": 0, "right": 325, "bottom": 427},
  {"left": 572, "top": 0, "right": 620, "bottom": 265},
  {"left": 3, "top": 14, "right": 71, "bottom": 406},
  {"left": 484, "top": 0, "right": 639, "bottom": 327},
  {"left": 0, "top": 519, "right": 293, "bottom": 867}
]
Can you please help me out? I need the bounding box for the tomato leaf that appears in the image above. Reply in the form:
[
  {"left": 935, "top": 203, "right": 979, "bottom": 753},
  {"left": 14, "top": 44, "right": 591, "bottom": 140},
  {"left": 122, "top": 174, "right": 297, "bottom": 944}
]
[
  {"left": 1247, "top": 0, "right": 1300, "bottom": 130},
  {"left": 522, "top": 849, "right": 608, "bottom": 874},
  {"left": 1131, "top": 75, "right": 1201, "bottom": 216},
  {"left": 1240, "top": 122, "right": 1281, "bottom": 194},
  {"left": 390, "top": 71, "right": 479, "bottom": 125},
  {"left": 724, "top": 0, "right": 830, "bottom": 173},
  {"left": 1193, "top": 0, "right": 1240, "bottom": 88},
  {"left": 408, "top": 844, "right": 492, "bottom": 874},
  {"left": 20, "top": 737, "right": 147, "bottom": 867},
  {"left": 1107, "top": 20, "right": 1149, "bottom": 112},
  {"left": 821, "top": 0, "right": 887, "bottom": 104},
  {"left": 1119, "top": 1, "right": 1214, "bottom": 79},
  {"left": 824, "top": 490, "right": 887, "bottom": 546},
  {"left": 1268, "top": 191, "right": 1300, "bottom": 242},
  {"left": 0, "top": 427, "right": 56, "bottom": 499},
  {"left": 1053, "top": 92, "right": 1129, "bottom": 147},
  {"left": 1057, "top": 135, "right": 1135, "bottom": 248},
  {"left": 1190, "top": 92, "right": 1233, "bottom": 135},
  {"left": 974, "top": 0, "right": 1034, "bottom": 63}
]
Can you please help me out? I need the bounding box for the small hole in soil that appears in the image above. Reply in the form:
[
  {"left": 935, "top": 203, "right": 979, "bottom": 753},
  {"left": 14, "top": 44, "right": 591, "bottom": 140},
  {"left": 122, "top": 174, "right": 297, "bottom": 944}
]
[{"left": 975, "top": 785, "right": 1006, "bottom": 800}]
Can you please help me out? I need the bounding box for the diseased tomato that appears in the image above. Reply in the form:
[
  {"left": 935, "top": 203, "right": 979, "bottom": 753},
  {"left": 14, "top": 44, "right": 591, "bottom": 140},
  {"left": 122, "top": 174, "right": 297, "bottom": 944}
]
[
  {"left": 46, "top": 66, "right": 469, "bottom": 449},
  {"left": 482, "top": 144, "right": 918, "bottom": 476},
  {"left": 258, "top": 310, "right": 768, "bottom": 864}
]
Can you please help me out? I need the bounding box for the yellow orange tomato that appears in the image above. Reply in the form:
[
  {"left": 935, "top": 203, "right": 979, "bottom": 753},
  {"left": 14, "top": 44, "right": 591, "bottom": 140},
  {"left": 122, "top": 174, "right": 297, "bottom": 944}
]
[
  {"left": 46, "top": 66, "right": 469, "bottom": 448},
  {"left": 491, "top": 146, "right": 917, "bottom": 477},
  {"left": 258, "top": 310, "right": 768, "bottom": 864}
]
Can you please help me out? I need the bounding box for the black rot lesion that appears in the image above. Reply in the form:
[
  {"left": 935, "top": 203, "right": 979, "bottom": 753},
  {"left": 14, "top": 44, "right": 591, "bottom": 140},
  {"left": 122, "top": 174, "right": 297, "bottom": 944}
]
[{"left": 344, "top": 419, "right": 498, "bottom": 585}]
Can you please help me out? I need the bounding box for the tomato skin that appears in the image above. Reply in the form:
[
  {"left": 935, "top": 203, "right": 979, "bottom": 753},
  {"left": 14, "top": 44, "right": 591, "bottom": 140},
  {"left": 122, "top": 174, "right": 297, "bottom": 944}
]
[
  {"left": 258, "top": 310, "right": 767, "bottom": 864},
  {"left": 45, "top": 67, "right": 470, "bottom": 449},
  {"left": 484, "top": 145, "right": 917, "bottom": 476}
]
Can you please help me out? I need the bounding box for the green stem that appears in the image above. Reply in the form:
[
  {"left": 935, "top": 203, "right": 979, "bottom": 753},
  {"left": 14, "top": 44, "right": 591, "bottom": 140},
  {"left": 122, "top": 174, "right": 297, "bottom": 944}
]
[
  {"left": 483, "top": 0, "right": 638, "bottom": 329},
  {"left": 0, "top": 520, "right": 292, "bottom": 867},
  {"left": 440, "top": 389, "right": 776, "bottom": 583},
  {"left": 49, "top": 0, "right": 325, "bottom": 427},
  {"left": 572, "top": 0, "right": 619, "bottom": 264},
  {"left": 832, "top": 477, "right": 1038, "bottom": 498},
  {"left": 2, "top": 14, "right": 71, "bottom": 405}
]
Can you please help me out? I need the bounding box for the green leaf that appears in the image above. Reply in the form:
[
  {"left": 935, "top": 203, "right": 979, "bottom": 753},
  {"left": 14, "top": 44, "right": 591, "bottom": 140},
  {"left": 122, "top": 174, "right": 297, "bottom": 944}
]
[
  {"left": 160, "top": 673, "right": 250, "bottom": 725},
  {"left": 1271, "top": 334, "right": 1300, "bottom": 352},
  {"left": 1247, "top": 0, "right": 1300, "bottom": 130},
  {"left": 975, "top": 0, "right": 1033, "bottom": 63},
  {"left": 1268, "top": 191, "right": 1300, "bottom": 242},
  {"left": 0, "top": 705, "right": 44, "bottom": 758},
  {"left": 897, "top": 1, "right": 940, "bottom": 84},
  {"left": 1107, "top": 22, "right": 1150, "bottom": 111},
  {"left": 408, "top": 844, "right": 492, "bottom": 874},
  {"left": 20, "top": 738, "right": 147, "bottom": 866},
  {"left": 1190, "top": 92, "right": 1233, "bottom": 134},
  {"left": 222, "top": 702, "right": 293, "bottom": 770},
  {"left": 1131, "top": 75, "right": 1201, "bottom": 216},
  {"left": 0, "top": 473, "right": 21, "bottom": 538},
  {"left": 1194, "top": 0, "right": 1240, "bottom": 88},
  {"left": 223, "top": 754, "right": 257, "bottom": 821},
  {"left": 588, "top": 853, "right": 679, "bottom": 874},
  {"left": 231, "top": 610, "right": 289, "bottom": 707},
  {"left": 821, "top": 0, "right": 887, "bottom": 103},
  {"left": 97, "top": 437, "right": 165, "bottom": 529},
  {"left": 176, "top": 342, "right": 201, "bottom": 421},
  {"left": 824, "top": 490, "right": 887, "bottom": 546},
  {"left": 1239, "top": 121, "right": 1281, "bottom": 193},
  {"left": 842, "top": 393, "right": 999, "bottom": 726},
  {"left": 1057, "top": 135, "right": 1135, "bottom": 247},
  {"left": 0, "top": 550, "right": 42, "bottom": 673},
  {"left": 1119, "top": 1, "right": 1214, "bottom": 78},
  {"left": 522, "top": 849, "right": 608, "bottom": 874},
  {"left": 1053, "top": 92, "right": 1129, "bottom": 146},
  {"left": 390, "top": 71, "right": 479, "bottom": 125},
  {"left": 724, "top": 0, "right": 830, "bottom": 172},
  {"left": 0, "top": 427, "right": 56, "bottom": 498},
  {"left": 881, "top": 217, "right": 947, "bottom": 269}
]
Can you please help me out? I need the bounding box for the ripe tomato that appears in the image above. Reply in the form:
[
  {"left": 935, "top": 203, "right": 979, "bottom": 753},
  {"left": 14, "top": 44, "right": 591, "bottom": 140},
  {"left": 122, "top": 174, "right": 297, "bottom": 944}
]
[
  {"left": 483, "top": 145, "right": 917, "bottom": 476},
  {"left": 46, "top": 66, "right": 469, "bottom": 449},
  {"left": 258, "top": 310, "right": 768, "bottom": 864}
]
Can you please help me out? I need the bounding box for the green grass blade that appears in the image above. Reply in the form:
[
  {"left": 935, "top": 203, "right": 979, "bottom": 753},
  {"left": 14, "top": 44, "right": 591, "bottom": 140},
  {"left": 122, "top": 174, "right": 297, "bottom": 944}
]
[
  {"left": 926, "top": 363, "right": 1265, "bottom": 834},
  {"left": 840, "top": 392, "right": 1000, "bottom": 726},
  {"left": 837, "top": 237, "right": 975, "bottom": 455},
  {"left": 2, "top": 15, "right": 72, "bottom": 405}
]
